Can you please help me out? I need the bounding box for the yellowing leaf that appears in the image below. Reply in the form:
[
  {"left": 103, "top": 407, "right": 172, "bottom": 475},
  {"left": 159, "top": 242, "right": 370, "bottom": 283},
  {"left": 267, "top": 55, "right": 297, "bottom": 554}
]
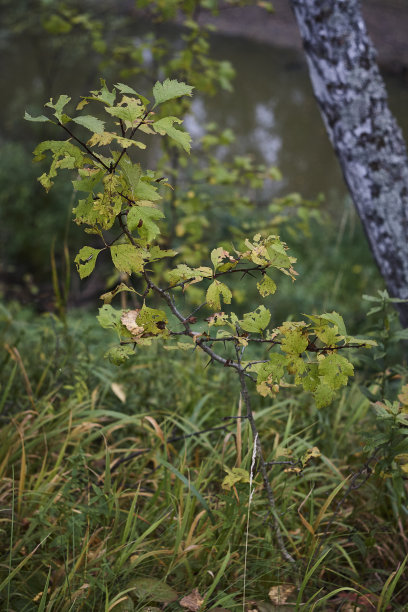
[
  {"left": 206, "top": 280, "right": 232, "bottom": 311},
  {"left": 111, "top": 245, "right": 145, "bottom": 275},
  {"left": 318, "top": 353, "right": 354, "bottom": 390},
  {"left": 74, "top": 246, "right": 101, "bottom": 279},
  {"left": 222, "top": 467, "right": 251, "bottom": 490},
  {"left": 239, "top": 305, "right": 271, "bottom": 333},
  {"left": 257, "top": 275, "right": 277, "bottom": 297}
]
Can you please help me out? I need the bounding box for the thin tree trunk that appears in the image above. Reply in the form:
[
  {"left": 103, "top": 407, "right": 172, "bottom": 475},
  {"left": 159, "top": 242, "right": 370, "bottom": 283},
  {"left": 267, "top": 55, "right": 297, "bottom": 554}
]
[{"left": 290, "top": 0, "right": 408, "bottom": 327}]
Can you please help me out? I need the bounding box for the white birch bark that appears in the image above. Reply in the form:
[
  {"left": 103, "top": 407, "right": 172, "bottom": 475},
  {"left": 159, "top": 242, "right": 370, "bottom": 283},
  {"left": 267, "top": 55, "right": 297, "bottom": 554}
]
[{"left": 291, "top": 0, "right": 408, "bottom": 326}]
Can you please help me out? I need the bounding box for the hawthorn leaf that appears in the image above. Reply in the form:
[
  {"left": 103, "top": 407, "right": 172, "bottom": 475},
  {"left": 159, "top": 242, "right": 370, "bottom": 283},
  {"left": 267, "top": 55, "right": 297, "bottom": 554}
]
[
  {"left": 105, "top": 97, "right": 144, "bottom": 124},
  {"left": 119, "top": 158, "right": 141, "bottom": 197},
  {"left": 121, "top": 309, "right": 144, "bottom": 337},
  {"left": 239, "top": 305, "right": 271, "bottom": 333},
  {"left": 72, "top": 115, "right": 105, "bottom": 134},
  {"left": 114, "top": 82, "right": 150, "bottom": 106},
  {"left": 257, "top": 275, "right": 277, "bottom": 297},
  {"left": 318, "top": 353, "right": 354, "bottom": 390},
  {"left": 300, "top": 363, "right": 319, "bottom": 392},
  {"left": 153, "top": 117, "right": 191, "bottom": 153},
  {"left": 111, "top": 244, "right": 145, "bottom": 274},
  {"left": 206, "top": 280, "right": 232, "bottom": 311},
  {"left": 74, "top": 246, "right": 101, "bottom": 279},
  {"left": 257, "top": 353, "right": 287, "bottom": 384},
  {"left": 97, "top": 305, "right": 122, "bottom": 330},
  {"left": 33, "top": 140, "right": 87, "bottom": 191},
  {"left": 134, "top": 179, "right": 161, "bottom": 201},
  {"left": 281, "top": 329, "right": 309, "bottom": 355},
  {"left": 89, "top": 80, "right": 116, "bottom": 106},
  {"left": 24, "top": 111, "right": 50, "bottom": 123},
  {"left": 167, "top": 264, "right": 196, "bottom": 285},
  {"left": 87, "top": 132, "right": 115, "bottom": 147},
  {"left": 152, "top": 79, "right": 194, "bottom": 108},
  {"left": 100, "top": 283, "right": 138, "bottom": 305},
  {"left": 45, "top": 95, "right": 71, "bottom": 120},
  {"left": 149, "top": 245, "right": 177, "bottom": 261},
  {"left": 314, "top": 383, "right": 336, "bottom": 409},
  {"left": 105, "top": 344, "right": 134, "bottom": 366},
  {"left": 266, "top": 242, "right": 291, "bottom": 268},
  {"left": 72, "top": 168, "right": 104, "bottom": 193},
  {"left": 319, "top": 312, "right": 347, "bottom": 336},
  {"left": 73, "top": 194, "right": 100, "bottom": 227},
  {"left": 113, "top": 134, "right": 146, "bottom": 149},
  {"left": 128, "top": 205, "right": 164, "bottom": 242},
  {"left": 222, "top": 467, "right": 250, "bottom": 490},
  {"left": 136, "top": 304, "right": 167, "bottom": 335}
]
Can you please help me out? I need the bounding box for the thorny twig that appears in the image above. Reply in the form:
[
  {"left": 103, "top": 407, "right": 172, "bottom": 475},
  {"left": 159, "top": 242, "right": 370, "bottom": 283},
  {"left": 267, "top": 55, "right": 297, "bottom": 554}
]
[{"left": 234, "top": 344, "right": 296, "bottom": 564}]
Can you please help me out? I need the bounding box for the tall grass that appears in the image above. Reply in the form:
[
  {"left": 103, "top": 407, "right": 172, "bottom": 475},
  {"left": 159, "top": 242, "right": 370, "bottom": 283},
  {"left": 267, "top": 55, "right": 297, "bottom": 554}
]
[{"left": 1, "top": 304, "right": 407, "bottom": 610}]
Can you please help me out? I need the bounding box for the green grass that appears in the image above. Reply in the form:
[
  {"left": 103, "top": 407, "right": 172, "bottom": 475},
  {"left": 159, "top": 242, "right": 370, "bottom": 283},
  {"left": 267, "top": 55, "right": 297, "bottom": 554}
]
[{"left": 1, "top": 303, "right": 408, "bottom": 610}]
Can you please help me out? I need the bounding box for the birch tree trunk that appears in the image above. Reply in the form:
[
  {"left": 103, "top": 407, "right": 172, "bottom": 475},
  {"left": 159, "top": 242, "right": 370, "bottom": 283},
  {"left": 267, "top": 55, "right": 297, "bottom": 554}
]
[{"left": 290, "top": 0, "right": 408, "bottom": 327}]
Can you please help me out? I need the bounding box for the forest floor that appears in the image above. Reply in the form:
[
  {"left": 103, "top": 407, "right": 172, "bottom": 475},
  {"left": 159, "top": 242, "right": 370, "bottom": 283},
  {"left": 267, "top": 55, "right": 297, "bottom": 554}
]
[{"left": 196, "top": 0, "right": 408, "bottom": 76}]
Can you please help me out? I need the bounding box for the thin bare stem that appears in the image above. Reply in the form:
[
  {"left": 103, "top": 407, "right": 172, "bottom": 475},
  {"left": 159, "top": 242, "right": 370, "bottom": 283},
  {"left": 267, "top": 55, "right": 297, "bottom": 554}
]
[{"left": 235, "top": 345, "right": 296, "bottom": 564}]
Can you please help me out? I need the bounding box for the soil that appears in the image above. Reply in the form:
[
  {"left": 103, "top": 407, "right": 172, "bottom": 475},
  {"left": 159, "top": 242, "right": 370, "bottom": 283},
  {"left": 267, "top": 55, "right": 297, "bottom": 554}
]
[{"left": 196, "top": 0, "right": 408, "bottom": 76}]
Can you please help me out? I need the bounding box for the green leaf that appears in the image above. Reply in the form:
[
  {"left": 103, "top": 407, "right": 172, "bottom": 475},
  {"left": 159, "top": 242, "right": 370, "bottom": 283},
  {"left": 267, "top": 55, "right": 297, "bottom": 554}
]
[
  {"left": 24, "top": 111, "right": 50, "bottom": 123},
  {"left": 106, "top": 97, "right": 144, "bottom": 124},
  {"left": 257, "top": 353, "right": 287, "bottom": 384},
  {"left": 72, "top": 115, "right": 105, "bottom": 134},
  {"left": 314, "top": 383, "right": 336, "bottom": 409},
  {"left": 318, "top": 353, "right": 354, "bottom": 390},
  {"left": 239, "top": 306, "right": 271, "bottom": 333},
  {"left": 33, "top": 140, "right": 87, "bottom": 191},
  {"left": 88, "top": 79, "right": 116, "bottom": 106},
  {"left": 105, "top": 344, "right": 134, "bottom": 366},
  {"left": 149, "top": 246, "right": 177, "bottom": 261},
  {"left": 136, "top": 305, "right": 167, "bottom": 335},
  {"left": 266, "top": 242, "right": 291, "bottom": 268},
  {"left": 128, "top": 205, "right": 164, "bottom": 242},
  {"left": 115, "top": 82, "right": 150, "bottom": 106},
  {"left": 45, "top": 95, "right": 71, "bottom": 121},
  {"left": 72, "top": 168, "right": 104, "bottom": 193},
  {"left": 206, "top": 280, "right": 232, "bottom": 311},
  {"left": 319, "top": 312, "right": 347, "bottom": 336},
  {"left": 134, "top": 179, "right": 161, "bottom": 201},
  {"left": 100, "top": 283, "right": 138, "bottom": 305},
  {"left": 74, "top": 246, "right": 101, "bottom": 279},
  {"left": 119, "top": 159, "right": 141, "bottom": 197},
  {"left": 281, "top": 329, "right": 309, "bottom": 355},
  {"left": 73, "top": 195, "right": 99, "bottom": 227},
  {"left": 111, "top": 244, "right": 145, "bottom": 275},
  {"left": 257, "top": 275, "right": 277, "bottom": 297},
  {"left": 222, "top": 467, "right": 251, "bottom": 490},
  {"left": 152, "top": 79, "right": 193, "bottom": 108},
  {"left": 153, "top": 117, "right": 191, "bottom": 153},
  {"left": 97, "top": 305, "right": 122, "bottom": 330}
]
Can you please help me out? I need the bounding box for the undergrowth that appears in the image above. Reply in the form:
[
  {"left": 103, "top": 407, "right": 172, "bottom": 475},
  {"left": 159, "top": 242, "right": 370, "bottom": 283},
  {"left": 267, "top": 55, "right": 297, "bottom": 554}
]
[{"left": 1, "top": 303, "right": 408, "bottom": 610}]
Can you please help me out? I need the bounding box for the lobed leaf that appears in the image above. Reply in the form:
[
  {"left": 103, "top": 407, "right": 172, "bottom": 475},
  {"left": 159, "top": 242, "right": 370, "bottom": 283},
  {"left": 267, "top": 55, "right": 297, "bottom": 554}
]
[
  {"left": 152, "top": 78, "right": 193, "bottom": 108},
  {"left": 74, "top": 246, "right": 101, "bottom": 279}
]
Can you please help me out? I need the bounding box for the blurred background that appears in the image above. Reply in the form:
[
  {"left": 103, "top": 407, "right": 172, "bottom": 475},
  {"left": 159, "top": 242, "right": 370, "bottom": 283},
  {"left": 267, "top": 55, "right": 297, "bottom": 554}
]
[{"left": 1, "top": 0, "right": 407, "bottom": 331}]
